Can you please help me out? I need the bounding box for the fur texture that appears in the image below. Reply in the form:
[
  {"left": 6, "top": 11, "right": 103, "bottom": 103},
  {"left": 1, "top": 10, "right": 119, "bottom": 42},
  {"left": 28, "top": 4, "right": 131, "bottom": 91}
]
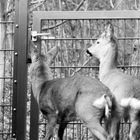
[
  {"left": 87, "top": 23, "right": 140, "bottom": 140},
  {"left": 29, "top": 41, "right": 115, "bottom": 140}
]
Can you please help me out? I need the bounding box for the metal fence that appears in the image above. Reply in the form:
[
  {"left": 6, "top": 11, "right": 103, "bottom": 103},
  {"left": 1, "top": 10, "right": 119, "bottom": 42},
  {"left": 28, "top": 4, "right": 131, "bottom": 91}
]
[
  {"left": 0, "top": 1, "right": 28, "bottom": 140},
  {"left": 30, "top": 11, "right": 140, "bottom": 140},
  {"left": 0, "top": 21, "right": 14, "bottom": 140},
  {"left": 1, "top": 9, "right": 140, "bottom": 140}
]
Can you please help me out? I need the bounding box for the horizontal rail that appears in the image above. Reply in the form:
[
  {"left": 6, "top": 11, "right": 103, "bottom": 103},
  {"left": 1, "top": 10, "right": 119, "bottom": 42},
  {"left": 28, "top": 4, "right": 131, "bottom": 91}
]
[
  {"left": 38, "top": 121, "right": 83, "bottom": 125},
  {"left": 38, "top": 121, "right": 132, "bottom": 125},
  {"left": 0, "top": 50, "right": 14, "bottom": 51},
  {"left": 50, "top": 65, "right": 140, "bottom": 69},
  {"left": 41, "top": 37, "right": 140, "bottom": 40},
  {"left": 26, "top": 64, "right": 140, "bottom": 68},
  {"left": 0, "top": 77, "right": 13, "bottom": 79},
  {"left": 33, "top": 10, "right": 140, "bottom": 32},
  {"left": 0, "top": 104, "right": 12, "bottom": 107},
  {"left": 0, "top": 21, "right": 14, "bottom": 24},
  {"left": 33, "top": 10, "right": 140, "bottom": 20}
]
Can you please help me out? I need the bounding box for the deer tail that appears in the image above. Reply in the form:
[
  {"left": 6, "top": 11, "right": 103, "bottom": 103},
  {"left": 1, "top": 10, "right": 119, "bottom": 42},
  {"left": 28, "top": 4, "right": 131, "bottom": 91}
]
[
  {"left": 104, "top": 95, "right": 112, "bottom": 119},
  {"left": 93, "top": 94, "right": 112, "bottom": 118}
]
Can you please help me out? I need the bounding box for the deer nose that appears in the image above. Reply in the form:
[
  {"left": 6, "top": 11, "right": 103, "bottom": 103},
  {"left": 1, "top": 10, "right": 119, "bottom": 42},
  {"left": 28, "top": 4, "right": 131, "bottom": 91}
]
[{"left": 86, "top": 49, "right": 93, "bottom": 57}]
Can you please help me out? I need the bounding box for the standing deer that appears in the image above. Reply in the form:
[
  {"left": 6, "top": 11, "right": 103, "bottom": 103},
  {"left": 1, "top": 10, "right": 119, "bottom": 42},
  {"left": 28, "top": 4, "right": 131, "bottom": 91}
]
[
  {"left": 29, "top": 40, "right": 116, "bottom": 140},
  {"left": 86, "top": 23, "right": 140, "bottom": 140}
]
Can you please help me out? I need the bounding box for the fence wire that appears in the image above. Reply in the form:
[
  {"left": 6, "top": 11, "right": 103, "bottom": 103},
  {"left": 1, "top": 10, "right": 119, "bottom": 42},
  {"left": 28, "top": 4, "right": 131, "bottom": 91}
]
[
  {"left": 33, "top": 18, "right": 140, "bottom": 140},
  {"left": 0, "top": 21, "right": 14, "bottom": 140},
  {"left": 1, "top": 12, "right": 140, "bottom": 140}
]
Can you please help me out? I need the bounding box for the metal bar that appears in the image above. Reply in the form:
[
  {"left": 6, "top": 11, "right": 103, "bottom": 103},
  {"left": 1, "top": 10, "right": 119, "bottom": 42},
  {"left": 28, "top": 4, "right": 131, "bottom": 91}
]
[
  {"left": 33, "top": 11, "right": 140, "bottom": 20},
  {"left": 0, "top": 77, "right": 13, "bottom": 79},
  {"left": 40, "top": 37, "right": 140, "bottom": 40},
  {"left": 49, "top": 65, "right": 140, "bottom": 68},
  {"left": 30, "top": 90, "right": 39, "bottom": 140},
  {"left": 32, "top": 11, "right": 140, "bottom": 32},
  {"left": 30, "top": 39, "right": 41, "bottom": 140},
  {"left": 39, "top": 121, "right": 83, "bottom": 125},
  {"left": 25, "top": 61, "right": 140, "bottom": 68},
  {"left": 12, "top": 0, "right": 28, "bottom": 140},
  {"left": 0, "top": 104, "right": 12, "bottom": 107},
  {"left": 0, "top": 21, "right": 14, "bottom": 23},
  {"left": 32, "top": 13, "right": 41, "bottom": 33},
  {"left": 0, "top": 49, "right": 14, "bottom": 51}
]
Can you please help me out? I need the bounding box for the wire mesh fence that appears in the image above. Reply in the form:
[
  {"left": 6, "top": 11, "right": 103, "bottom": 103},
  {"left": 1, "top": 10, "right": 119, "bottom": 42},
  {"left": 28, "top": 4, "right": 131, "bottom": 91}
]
[
  {"left": 29, "top": 14, "right": 140, "bottom": 140},
  {"left": 0, "top": 21, "right": 14, "bottom": 140},
  {"left": 0, "top": 10, "right": 140, "bottom": 140}
]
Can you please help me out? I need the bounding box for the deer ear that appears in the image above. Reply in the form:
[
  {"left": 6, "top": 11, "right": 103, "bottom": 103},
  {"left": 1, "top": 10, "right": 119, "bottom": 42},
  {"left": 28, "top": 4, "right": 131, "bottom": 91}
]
[
  {"left": 47, "top": 46, "right": 58, "bottom": 65},
  {"left": 104, "top": 22, "right": 114, "bottom": 38},
  {"left": 30, "top": 40, "right": 40, "bottom": 62}
]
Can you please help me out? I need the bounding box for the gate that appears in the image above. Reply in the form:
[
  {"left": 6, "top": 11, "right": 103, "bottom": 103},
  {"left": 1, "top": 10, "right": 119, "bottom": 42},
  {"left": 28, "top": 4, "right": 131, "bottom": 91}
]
[{"left": 30, "top": 11, "right": 140, "bottom": 140}]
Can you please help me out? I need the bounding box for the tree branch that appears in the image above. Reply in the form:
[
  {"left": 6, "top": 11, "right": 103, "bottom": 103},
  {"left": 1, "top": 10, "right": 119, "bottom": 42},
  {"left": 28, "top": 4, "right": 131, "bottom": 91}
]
[
  {"left": 110, "top": 0, "right": 114, "bottom": 9},
  {"left": 71, "top": 57, "right": 91, "bottom": 76},
  {"left": 41, "top": 0, "right": 86, "bottom": 31},
  {"left": 3, "top": 8, "right": 15, "bottom": 18},
  {"left": 114, "top": 0, "right": 124, "bottom": 10},
  {"left": 29, "top": 0, "right": 47, "bottom": 11}
]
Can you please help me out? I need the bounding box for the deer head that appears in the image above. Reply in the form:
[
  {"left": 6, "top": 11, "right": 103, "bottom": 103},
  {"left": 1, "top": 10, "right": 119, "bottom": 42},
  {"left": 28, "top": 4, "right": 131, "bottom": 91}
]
[
  {"left": 86, "top": 23, "right": 117, "bottom": 60},
  {"left": 29, "top": 40, "right": 58, "bottom": 81}
]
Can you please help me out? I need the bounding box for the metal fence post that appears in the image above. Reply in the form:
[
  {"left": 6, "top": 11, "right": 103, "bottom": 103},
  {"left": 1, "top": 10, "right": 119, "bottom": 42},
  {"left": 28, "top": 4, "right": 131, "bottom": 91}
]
[
  {"left": 29, "top": 13, "right": 42, "bottom": 140},
  {"left": 12, "top": 0, "right": 28, "bottom": 140},
  {"left": 30, "top": 90, "right": 39, "bottom": 140},
  {"left": 29, "top": 39, "right": 41, "bottom": 140}
]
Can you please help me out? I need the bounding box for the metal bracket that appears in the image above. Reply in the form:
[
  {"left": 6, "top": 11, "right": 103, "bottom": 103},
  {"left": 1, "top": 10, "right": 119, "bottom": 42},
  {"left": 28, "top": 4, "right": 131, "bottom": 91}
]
[
  {"left": 31, "top": 31, "right": 55, "bottom": 41},
  {"left": 8, "top": 138, "right": 16, "bottom": 140}
]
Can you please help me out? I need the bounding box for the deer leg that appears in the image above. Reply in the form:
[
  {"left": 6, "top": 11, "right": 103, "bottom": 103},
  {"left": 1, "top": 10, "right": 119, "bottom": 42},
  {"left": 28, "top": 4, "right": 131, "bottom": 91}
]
[
  {"left": 86, "top": 119, "right": 109, "bottom": 140},
  {"left": 115, "top": 121, "right": 120, "bottom": 140},
  {"left": 58, "top": 122, "right": 67, "bottom": 140},
  {"left": 103, "top": 116, "right": 120, "bottom": 140},
  {"left": 129, "top": 120, "right": 139, "bottom": 140},
  {"left": 104, "top": 118, "right": 111, "bottom": 134},
  {"left": 109, "top": 117, "right": 120, "bottom": 140},
  {"left": 129, "top": 109, "right": 140, "bottom": 140},
  {"left": 44, "top": 116, "right": 57, "bottom": 140}
]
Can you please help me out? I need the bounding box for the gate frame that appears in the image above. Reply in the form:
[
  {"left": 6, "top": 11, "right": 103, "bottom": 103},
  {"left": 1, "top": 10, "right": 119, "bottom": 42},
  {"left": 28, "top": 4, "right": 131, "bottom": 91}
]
[
  {"left": 12, "top": 0, "right": 28, "bottom": 140},
  {"left": 32, "top": 10, "right": 140, "bottom": 32},
  {"left": 30, "top": 10, "right": 140, "bottom": 140}
]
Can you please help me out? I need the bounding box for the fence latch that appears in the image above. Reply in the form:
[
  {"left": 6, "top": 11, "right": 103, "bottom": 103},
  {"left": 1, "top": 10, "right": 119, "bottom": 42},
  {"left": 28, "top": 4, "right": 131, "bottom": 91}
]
[{"left": 31, "top": 31, "right": 55, "bottom": 41}]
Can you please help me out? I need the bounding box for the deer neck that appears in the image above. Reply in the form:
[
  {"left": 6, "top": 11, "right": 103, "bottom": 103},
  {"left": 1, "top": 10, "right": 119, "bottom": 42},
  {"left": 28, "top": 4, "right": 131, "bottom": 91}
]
[
  {"left": 30, "top": 61, "right": 53, "bottom": 103},
  {"left": 99, "top": 48, "right": 118, "bottom": 82}
]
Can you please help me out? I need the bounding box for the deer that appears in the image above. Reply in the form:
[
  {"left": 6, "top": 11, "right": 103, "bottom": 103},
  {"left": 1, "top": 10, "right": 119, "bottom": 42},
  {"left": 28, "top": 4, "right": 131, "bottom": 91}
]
[
  {"left": 29, "top": 40, "right": 116, "bottom": 140},
  {"left": 86, "top": 23, "right": 140, "bottom": 140}
]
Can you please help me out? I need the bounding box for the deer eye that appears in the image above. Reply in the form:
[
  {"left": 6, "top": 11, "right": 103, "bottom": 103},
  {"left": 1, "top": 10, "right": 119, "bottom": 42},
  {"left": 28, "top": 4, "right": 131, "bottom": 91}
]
[{"left": 97, "top": 41, "right": 100, "bottom": 44}]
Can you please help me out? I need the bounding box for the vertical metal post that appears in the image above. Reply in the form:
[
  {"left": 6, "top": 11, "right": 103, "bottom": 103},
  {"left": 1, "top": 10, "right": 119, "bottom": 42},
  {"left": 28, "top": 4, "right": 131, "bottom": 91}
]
[
  {"left": 29, "top": 13, "right": 42, "bottom": 140},
  {"left": 12, "top": 0, "right": 28, "bottom": 140},
  {"left": 30, "top": 90, "right": 39, "bottom": 140},
  {"left": 29, "top": 38, "right": 41, "bottom": 140}
]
